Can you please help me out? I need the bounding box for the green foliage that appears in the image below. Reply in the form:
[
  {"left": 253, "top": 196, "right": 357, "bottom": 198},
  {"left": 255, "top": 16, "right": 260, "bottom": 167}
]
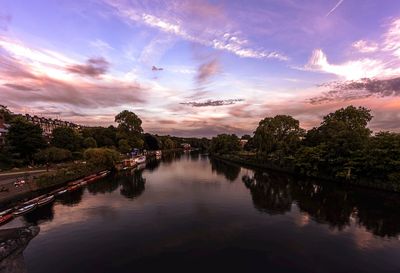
[
  {"left": 84, "top": 148, "right": 120, "bottom": 169},
  {"left": 36, "top": 162, "right": 104, "bottom": 188},
  {"left": 118, "top": 139, "right": 131, "bottom": 154},
  {"left": 144, "top": 133, "right": 161, "bottom": 150},
  {"left": 162, "top": 137, "right": 176, "bottom": 150},
  {"left": 0, "top": 105, "right": 13, "bottom": 123},
  {"left": 253, "top": 115, "right": 305, "bottom": 161},
  {"left": 6, "top": 116, "right": 46, "bottom": 162},
  {"left": 34, "top": 147, "right": 72, "bottom": 163},
  {"left": 115, "top": 110, "right": 143, "bottom": 134},
  {"left": 52, "top": 126, "right": 82, "bottom": 151},
  {"left": 83, "top": 137, "right": 97, "bottom": 148},
  {"left": 209, "top": 134, "right": 241, "bottom": 155},
  {"left": 82, "top": 126, "right": 118, "bottom": 147},
  {"left": 115, "top": 110, "right": 144, "bottom": 148},
  {"left": 298, "top": 106, "right": 373, "bottom": 179}
]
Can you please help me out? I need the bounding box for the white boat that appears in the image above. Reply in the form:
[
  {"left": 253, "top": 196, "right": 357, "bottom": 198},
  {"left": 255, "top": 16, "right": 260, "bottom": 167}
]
[
  {"left": 55, "top": 187, "right": 68, "bottom": 196},
  {"left": 0, "top": 208, "right": 13, "bottom": 217},
  {"left": 135, "top": 156, "right": 146, "bottom": 164},
  {"left": 13, "top": 203, "right": 37, "bottom": 216},
  {"left": 38, "top": 195, "right": 55, "bottom": 206}
]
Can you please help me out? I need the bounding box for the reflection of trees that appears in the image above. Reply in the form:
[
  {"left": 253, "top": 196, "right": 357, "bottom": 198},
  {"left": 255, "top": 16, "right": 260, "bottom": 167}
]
[
  {"left": 190, "top": 151, "right": 200, "bottom": 161},
  {"left": 242, "top": 172, "right": 292, "bottom": 214},
  {"left": 120, "top": 170, "right": 146, "bottom": 199},
  {"left": 58, "top": 188, "right": 84, "bottom": 206},
  {"left": 210, "top": 158, "right": 241, "bottom": 182},
  {"left": 161, "top": 151, "right": 182, "bottom": 165},
  {"left": 87, "top": 176, "right": 119, "bottom": 194},
  {"left": 23, "top": 203, "right": 55, "bottom": 225},
  {"left": 291, "top": 180, "right": 353, "bottom": 230},
  {"left": 242, "top": 170, "right": 400, "bottom": 237},
  {"left": 145, "top": 158, "right": 160, "bottom": 172},
  {"left": 353, "top": 193, "right": 400, "bottom": 237}
]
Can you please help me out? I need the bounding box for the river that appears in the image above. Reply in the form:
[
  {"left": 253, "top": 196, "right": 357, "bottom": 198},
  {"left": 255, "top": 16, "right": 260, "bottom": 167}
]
[{"left": 2, "top": 151, "right": 400, "bottom": 273}]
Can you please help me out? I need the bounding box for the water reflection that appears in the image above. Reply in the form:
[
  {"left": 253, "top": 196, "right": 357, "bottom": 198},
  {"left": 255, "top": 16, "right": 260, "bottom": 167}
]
[
  {"left": 57, "top": 187, "right": 84, "bottom": 206},
  {"left": 2, "top": 155, "right": 400, "bottom": 273},
  {"left": 120, "top": 169, "right": 146, "bottom": 200},
  {"left": 242, "top": 168, "right": 400, "bottom": 237},
  {"left": 87, "top": 176, "right": 120, "bottom": 195},
  {"left": 242, "top": 172, "right": 292, "bottom": 214},
  {"left": 23, "top": 205, "right": 54, "bottom": 226},
  {"left": 210, "top": 158, "right": 241, "bottom": 182}
]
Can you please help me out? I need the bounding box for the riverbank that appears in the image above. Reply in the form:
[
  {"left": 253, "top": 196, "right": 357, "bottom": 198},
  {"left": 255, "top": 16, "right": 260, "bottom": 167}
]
[
  {"left": 212, "top": 154, "right": 400, "bottom": 193},
  {"left": 0, "top": 163, "right": 108, "bottom": 207}
]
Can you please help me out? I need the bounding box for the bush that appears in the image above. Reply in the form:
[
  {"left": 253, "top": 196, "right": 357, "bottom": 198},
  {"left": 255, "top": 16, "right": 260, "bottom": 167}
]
[
  {"left": 83, "top": 137, "right": 97, "bottom": 148},
  {"left": 34, "top": 147, "right": 72, "bottom": 163},
  {"left": 36, "top": 162, "right": 104, "bottom": 188},
  {"left": 84, "top": 148, "right": 120, "bottom": 169}
]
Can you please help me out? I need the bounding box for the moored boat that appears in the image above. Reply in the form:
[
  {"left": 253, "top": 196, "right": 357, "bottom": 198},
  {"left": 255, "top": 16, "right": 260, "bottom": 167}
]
[
  {"left": 0, "top": 208, "right": 13, "bottom": 217},
  {"left": 83, "top": 174, "right": 97, "bottom": 181},
  {"left": 13, "top": 203, "right": 37, "bottom": 216},
  {"left": 55, "top": 188, "right": 68, "bottom": 196},
  {"left": 68, "top": 179, "right": 84, "bottom": 186},
  {"left": 38, "top": 195, "right": 55, "bottom": 207},
  {"left": 22, "top": 195, "right": 45, "bottom": 206},
  {"left": 68, "top": 184, "right": 81, "bottom": 192},
  {"left": 0, "top": 214, "right": 13, "bottom": 225},
  {"left": 135, "top": 156, "right": 146, "bottom": 164}
]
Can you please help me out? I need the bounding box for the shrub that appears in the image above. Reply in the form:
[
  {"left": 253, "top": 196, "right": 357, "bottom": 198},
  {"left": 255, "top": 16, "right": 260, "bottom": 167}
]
[
  {"left": 34, "top": 147, "right": 72, "bottom": 163},
  {"left": 84, "top": 148, "right": 120, "bottom": 169}
]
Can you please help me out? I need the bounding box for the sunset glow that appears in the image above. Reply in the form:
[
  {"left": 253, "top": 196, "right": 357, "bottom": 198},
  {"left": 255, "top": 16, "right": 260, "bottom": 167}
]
[{"left": 1, "top": 0, "right": 400, "bottom": 136}]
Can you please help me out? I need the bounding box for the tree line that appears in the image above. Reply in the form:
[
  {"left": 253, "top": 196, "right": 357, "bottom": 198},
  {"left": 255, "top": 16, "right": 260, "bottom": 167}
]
[
  {"left": 0, "top": 107, "right": 208, "bottom": 169},
  {"left": 209, "top": 105, "right": 400, "bottom": 188}
]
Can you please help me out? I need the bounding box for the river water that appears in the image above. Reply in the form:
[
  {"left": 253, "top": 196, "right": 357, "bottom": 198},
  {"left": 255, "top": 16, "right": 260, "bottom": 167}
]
[{"left": 3, "top": 151, "right": 400, "bottom": 273}]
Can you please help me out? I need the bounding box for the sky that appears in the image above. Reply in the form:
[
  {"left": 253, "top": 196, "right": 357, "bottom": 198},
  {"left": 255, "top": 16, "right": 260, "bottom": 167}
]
[{"left": 1, "top": 0, "right": 400, "bottom": 137}]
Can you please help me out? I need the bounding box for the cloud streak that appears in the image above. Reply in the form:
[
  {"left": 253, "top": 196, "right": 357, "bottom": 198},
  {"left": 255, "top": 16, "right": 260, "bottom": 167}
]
[
  {"left": 180, "top": 99, "right": 244, "bottom": 107},
  {"left": 104, "top": 0, "right": 288, "bottom": 61},
  {"left": 309, "top": 77, "right": 400, "bottom": 104},
  {"left": 326, "top": 0, "right": 345, "bottom": 17}
]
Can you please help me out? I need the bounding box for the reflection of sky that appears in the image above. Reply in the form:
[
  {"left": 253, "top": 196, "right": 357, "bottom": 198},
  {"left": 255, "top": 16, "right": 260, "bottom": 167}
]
[
  {"left": 1, "top": 156, "right": 400, "bottom": 272},
  {"left": 1, "top": 0, "right": 400, "bottom": 136}
]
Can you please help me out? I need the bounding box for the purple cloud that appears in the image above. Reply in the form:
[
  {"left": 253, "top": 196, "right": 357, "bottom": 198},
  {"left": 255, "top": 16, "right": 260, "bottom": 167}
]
[
  {"left": 67, "top": 57, "right": 110, "bottom": 77},
  {"left": 309, "top": 77, "right": 400, "bottom": 104}
]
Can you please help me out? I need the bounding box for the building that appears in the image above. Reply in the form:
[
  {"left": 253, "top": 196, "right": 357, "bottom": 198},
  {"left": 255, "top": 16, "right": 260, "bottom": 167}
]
[
  {"left": 0, "top": 113, "right": 9, "bottom": 145},
  {"left": 181, "top": 143, "right": 191, "bottom": 150},
  {"left": 239, "top": 139, "right": 248, "bottom": 148},
  {"left": 23, "top": 114, "right": 81, "bottom": 138}
]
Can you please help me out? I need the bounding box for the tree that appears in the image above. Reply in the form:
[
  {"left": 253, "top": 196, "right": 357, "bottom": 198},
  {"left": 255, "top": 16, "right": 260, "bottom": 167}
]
[
  {"left": 83, "top": 137, "right": 97, "bottom": 148},
  {"left": 299, "top": 106, "right": 373, "bottom": 179},
  {"left": 115, "top": 110, "right": 143, "bottom": 134},
  {"left": 34, "top": 147, "right": 72, "bottom": 163},
  {"left": 253, "top": 115, "right": 305, "bottom": 160},
  {"left": 118, "top": 139, "right": 131, "bottom": 154},
  {"left": 52, "top": 127, "right": 82, "bottom": 151},
  {"left": 144, "top": 133, "right": 161, "bottom": 150},
  {"left": 115, "top": 110, "right": 143, "bottom": 148},
  {"left": 84, "top": 148, "right": 120, "bottom": 169},
  {"left": 209, "top": 134, "right": 241, "bottom": 155},
  {"left": 163, "top": 138, "right": 176, "bottom": 150},
  {"left": 0, "top": 105, "right": 13, "bottom": 123},
  {"left": 6, "top": 116, "right": 46, "bottom": 162}
]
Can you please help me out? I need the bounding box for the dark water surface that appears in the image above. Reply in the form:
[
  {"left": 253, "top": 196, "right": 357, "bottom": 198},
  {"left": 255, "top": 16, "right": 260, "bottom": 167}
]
[{"left": 3, "top": 152, "right": 400, "bottom": 273}]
